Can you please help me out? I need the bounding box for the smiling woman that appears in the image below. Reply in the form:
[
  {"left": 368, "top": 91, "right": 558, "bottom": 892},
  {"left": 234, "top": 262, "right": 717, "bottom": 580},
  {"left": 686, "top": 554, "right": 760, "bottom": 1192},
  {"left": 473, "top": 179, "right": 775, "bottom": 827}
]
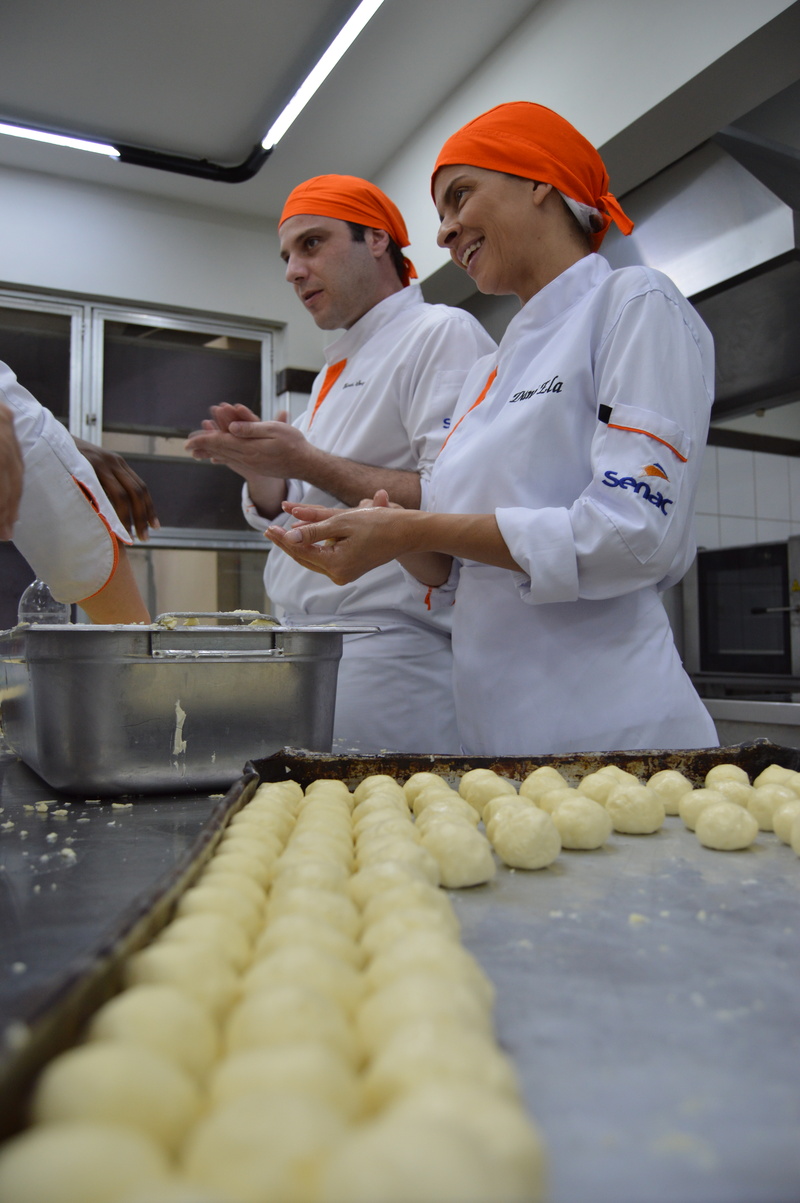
[{"left": 267, "top": 101, "right": 719, "bottom": 758}]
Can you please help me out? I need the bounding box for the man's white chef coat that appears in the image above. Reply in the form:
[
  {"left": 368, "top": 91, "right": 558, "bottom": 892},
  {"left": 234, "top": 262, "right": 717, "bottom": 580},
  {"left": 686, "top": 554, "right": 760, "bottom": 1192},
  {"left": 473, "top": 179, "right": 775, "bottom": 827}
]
[
  {"left": 244, "top": 284, "right": 495, "bottom": 753},
  {"left": 2, "top": 360, "right": 130, "bottom": 603},
  {"left": 421, "top": 254, "right": 718, "bottom": 755}
]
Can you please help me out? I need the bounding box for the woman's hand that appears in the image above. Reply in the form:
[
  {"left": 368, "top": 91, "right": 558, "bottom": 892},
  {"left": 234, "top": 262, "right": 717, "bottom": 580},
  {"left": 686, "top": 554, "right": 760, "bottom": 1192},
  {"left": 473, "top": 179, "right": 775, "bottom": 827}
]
[{"left": 266, "top": 495, "right": 413, "bottom": 585}]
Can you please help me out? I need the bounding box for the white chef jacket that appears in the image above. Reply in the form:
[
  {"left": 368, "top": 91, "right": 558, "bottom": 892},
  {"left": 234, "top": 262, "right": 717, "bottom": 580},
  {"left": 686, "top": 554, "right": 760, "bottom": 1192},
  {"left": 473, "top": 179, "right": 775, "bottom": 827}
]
[
  {"left": 244, "top": 284, "right": 496, "bottom": 753},
  {"left": 420, "top": 254, "right": 718, "bottom": 755},
  {"left": 2, "top": 360, "right": 131, "bottom": 603}
]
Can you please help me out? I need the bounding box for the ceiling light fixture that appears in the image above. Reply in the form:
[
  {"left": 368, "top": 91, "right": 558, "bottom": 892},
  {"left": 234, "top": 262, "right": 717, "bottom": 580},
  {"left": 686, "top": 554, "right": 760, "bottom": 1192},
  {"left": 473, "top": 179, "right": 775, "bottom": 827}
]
[
  {"left": 0, "top": 0, "right": 386, "bottom": 182},
  {"left": 261, "top": 0, "right": 386, "bottom": 150},
  {"left": 0, "top": 121, "right": 119, "bottom": 158}
]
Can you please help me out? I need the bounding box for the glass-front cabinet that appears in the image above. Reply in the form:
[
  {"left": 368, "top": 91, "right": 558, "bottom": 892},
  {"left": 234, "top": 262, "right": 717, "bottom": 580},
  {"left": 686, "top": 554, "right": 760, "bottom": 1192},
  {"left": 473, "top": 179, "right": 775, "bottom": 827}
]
[{"left": 0, "top": 292, "right": 277, "bottom": 623}]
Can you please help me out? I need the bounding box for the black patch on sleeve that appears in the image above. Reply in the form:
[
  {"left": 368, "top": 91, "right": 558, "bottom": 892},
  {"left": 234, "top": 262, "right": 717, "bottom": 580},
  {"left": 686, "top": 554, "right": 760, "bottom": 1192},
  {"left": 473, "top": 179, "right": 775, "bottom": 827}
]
[{"left": 598, "top": 404, "right": 612, "bottom": 424}]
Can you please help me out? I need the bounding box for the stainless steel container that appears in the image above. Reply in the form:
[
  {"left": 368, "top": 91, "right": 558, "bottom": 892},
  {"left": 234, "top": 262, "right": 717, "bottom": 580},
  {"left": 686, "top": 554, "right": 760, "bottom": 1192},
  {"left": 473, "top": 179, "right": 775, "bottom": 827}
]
[{"left": 0, "top": 615, "right": 348, "bottom": 795}]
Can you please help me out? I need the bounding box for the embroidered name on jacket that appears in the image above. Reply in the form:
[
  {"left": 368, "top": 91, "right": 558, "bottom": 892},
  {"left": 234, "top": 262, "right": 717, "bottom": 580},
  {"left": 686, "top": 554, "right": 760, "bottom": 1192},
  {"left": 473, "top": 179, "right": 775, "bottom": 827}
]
[
  {"left": 602, "top": 466, "right": 673, "bottom": 515},
  {"left": 509, "top": 375, "right": 563, "bottom": 402}
]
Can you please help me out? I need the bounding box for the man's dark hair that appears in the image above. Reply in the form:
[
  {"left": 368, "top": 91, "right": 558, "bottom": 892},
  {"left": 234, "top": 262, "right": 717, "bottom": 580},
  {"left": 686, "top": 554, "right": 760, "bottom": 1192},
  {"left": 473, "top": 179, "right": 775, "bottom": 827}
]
[{"left": 347, "top": 222, "right": 407, "bottom": 282}]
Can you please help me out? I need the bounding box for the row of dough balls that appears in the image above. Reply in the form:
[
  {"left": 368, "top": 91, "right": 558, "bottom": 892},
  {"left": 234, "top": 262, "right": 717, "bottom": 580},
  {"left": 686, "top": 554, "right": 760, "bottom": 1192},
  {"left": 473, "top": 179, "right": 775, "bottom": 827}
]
[
  {"left": 0, "top": 775, "right": 544, "bottom": 1203},
  {"left": 449, "top": 760, "right": 800, "bottom": 862}
]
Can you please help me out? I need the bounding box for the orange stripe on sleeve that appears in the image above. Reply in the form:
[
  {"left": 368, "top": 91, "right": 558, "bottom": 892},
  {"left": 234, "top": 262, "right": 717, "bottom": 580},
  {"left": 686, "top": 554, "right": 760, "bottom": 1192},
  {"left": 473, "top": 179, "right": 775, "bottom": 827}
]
[{"left": 607, "top": 422, "right": 687, "bottom": 463}]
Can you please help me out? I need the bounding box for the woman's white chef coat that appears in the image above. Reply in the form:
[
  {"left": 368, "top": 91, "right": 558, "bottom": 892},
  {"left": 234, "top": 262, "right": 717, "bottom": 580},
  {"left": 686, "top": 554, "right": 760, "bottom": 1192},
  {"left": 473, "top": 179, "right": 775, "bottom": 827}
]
[
  {"left": 421, "top": 253, "right": 718, "bottom": 755},
  {"left": 2, "top": 360, "right": 130, "bottom": 603},
  {"left": 244, "top": 284, "right": 496, "bottom": 754}
]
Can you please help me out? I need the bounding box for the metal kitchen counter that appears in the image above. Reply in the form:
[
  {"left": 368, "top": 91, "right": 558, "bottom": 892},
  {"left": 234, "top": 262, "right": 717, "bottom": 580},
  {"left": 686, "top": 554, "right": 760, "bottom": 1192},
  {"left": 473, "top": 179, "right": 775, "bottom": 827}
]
[
  {"left": 453, "top": 815, "right": 800, "bottom": 1203},
  {"left": 1, "top": 743, "right": 799, "bottom": 1203}
]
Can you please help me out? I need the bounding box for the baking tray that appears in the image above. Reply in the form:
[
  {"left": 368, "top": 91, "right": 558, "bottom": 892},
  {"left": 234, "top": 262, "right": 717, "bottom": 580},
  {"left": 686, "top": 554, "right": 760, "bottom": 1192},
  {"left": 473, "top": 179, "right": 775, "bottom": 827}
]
[
  {"left": 1, "top": 740, "right": 797, "bottom": 1201},
  {"left": 0, "top": 614, "right": 352, "bottom": 795},
  {"left": 248, "top": 738, "right": 800, "bottom": 789}
]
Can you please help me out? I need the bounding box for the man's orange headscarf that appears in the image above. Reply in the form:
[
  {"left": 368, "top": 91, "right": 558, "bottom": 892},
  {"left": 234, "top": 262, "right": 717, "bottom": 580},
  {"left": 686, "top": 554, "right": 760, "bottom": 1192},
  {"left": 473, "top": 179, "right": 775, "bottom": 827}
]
[
  {"left": 280, "top": 174, "right": 417, "bottom": 286},
  {"left": 432, "top": 102, "right": 633, "bottom": 251}
]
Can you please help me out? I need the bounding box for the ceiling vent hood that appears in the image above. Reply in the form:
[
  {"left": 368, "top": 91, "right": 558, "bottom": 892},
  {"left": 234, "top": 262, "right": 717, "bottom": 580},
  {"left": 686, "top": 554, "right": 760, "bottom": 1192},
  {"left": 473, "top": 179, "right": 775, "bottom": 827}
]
[{"left": 602, "top": 130, "right": 800, "bottom": 421}]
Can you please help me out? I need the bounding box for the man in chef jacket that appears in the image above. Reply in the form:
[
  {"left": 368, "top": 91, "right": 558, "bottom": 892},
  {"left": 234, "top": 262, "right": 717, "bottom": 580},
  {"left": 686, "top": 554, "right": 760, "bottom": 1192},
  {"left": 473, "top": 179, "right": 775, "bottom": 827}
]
[{"left": 186, "top": 174, "right": 495, "bottom": 753}]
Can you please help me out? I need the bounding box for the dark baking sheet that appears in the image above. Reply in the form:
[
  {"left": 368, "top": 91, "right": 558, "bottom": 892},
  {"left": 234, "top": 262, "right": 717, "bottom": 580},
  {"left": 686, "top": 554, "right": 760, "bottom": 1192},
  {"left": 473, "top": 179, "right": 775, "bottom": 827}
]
[{"left": 0, "top": 749, "right": 258, "bottom": 1137}]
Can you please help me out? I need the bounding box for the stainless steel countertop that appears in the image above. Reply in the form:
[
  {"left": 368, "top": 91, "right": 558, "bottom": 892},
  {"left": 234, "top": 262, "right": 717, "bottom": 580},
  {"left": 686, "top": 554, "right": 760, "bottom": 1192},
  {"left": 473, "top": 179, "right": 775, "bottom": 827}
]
[{"left": 453, "top": 817, "right": 800, "bottom": 1203}]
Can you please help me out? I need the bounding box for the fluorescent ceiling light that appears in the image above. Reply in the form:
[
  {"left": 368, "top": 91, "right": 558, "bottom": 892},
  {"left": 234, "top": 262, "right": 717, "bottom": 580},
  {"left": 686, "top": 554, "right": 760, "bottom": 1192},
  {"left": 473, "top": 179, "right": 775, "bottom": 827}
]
[
  {"left": 262, "top": 0, "right": 386, "bottom": 150},
  {"left": 0, "top": 121, "right": 119, "bottom": 157}
]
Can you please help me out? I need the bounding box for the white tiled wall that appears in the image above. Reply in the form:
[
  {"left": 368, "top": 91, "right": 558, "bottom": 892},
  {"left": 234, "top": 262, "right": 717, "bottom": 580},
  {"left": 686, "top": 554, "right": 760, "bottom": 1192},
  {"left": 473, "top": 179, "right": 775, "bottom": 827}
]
[{"left": 694, "top": 445, "right": 800, "bottom": 550}]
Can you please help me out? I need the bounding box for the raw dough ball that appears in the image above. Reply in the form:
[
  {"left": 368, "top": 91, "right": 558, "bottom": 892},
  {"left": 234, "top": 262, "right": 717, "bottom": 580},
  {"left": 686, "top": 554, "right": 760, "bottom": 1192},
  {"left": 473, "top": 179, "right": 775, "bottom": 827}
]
[
  {"left": 678, "top": 787, "right": 727, "bottom": 832},
  {"left": 315, "top": 1112, "right": 516, "bottom": 1203},
  {"left": 346, "top": 861, "right": 428, "bottom": 906},
  {"left": 356, "top": 974, "right": 492, "bottom": 1059},
  {"left": 605, "top": 785, "right": 665, "bottom": 834},
  {"left": 550, "top": 795, "right": 613, "bottom": 849},
  {"left": 518, "top": 766, "right": 567, "bottom": 803},
  {"left": 457, "top": 770, "right": 516, "bottom": 817},
  {"left": 204, "top": 846, "right": 274, "bottom": 888},
  {"left": 534, "top": 786, "right": 579, "bottom": 815},
  {"left": 489, "top": 807, "right": 561, "bottom": 869},
  {"left": 31, "top": 1043, "right": 200, "bottom": 1153},
  {"left": 209, "top": 1042, "right": 360, "bottom": 1118},
  {"left": 419, "top": 822, "right": 497, "bottom": 888},
  {"left": 254, "top": 913, "right": 362, "bottom": 968},
  {"left": 752, "top": 763, "right": 800, "bottom": 790},
  {"left": 712, "top": 779, "right": 753, "bottom": 808},
  {"left": 0, "top": 1121, "right": 170, "bottom": 1203},
  {"left": 305, "top": 778, "right": 352, "bottom": 803},
  {"left": 361, "top": 880, "right": 456, "bottom": 928},
  {"left": 576, "top": 769, "right": 623, "bottom": 806},
  {"left": 747, "top": 783, "right": 797, "bottom": 832},
  {"left": 695, "top": 801, "right": 759, "bottom": 850},
  {"left": 154, "top": 911, "right": 251, "bottom": 972},
  {"left": 225, "top": 984, "right": 358, "bottom": 1065},
  {"left": 403, "top": 772, "right": 451, "bottom": 805},
  {"left": 266, "top": 886, "right": 361, "bottom": 939},
  {"left": 379, "top": 1082, "right": 546, "bottom": 1203},
  {"left": 360, "top": 905, "right": 461, "bottom": 959},
  {"left": 646, "top": 769, "right": 694, "bottom": 815},
  {"left": 182, "top": 1091, "right": 346, "bottom": 1203},
  {"left": 86, "top": 984, "right": 218, "bottom": 1080},
  {"left": 364, "top": 932, "right": 494, "bottom": 1011},
  {"left": 772, "top": 798, "right": 800, "bottom": 844},
  {"left": 177, "top": 881, "right": 263, "bottom": 940},
  {"left": 243, "top": 946, "right": 363, "bottom": 1016},
  {"left": 269, "top": 858, "right": 350, "bottom": 895},
  {"left": 415, "top": 798, "right": 481, "bottom": 829},
  {"left": 483, "top": 796, "right": 527, "bottom": 828},
  {"left": 124, "top": 940, "right": 239, "bottom": 1020},
  {"left": 355, "top": 837, "right": 441, "bottom": 885},
  {"left": 361, "top": 1019, "right": 519, "bottom": 1114},
  {"left": 353, "top": 775, "right": 405, "bottom": 804},
  {"left": 410, "top": 784, "right": 463, "bottom": 817},
  {"left": 705, "top": 763, "right": 750, "bottom": 788}
]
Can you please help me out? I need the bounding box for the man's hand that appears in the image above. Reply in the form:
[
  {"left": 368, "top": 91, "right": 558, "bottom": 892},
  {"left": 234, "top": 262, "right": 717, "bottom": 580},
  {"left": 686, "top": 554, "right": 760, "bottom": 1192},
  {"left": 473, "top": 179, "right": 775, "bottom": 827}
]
[
  {"left": 74, "top": 439, "right": 159, "bottom": 542},
  {"left": 0, "top": 402, "right": 23, "bottom": 540},
  {"left": 185, "top": 405, "right": 308, "bottom": 481}
]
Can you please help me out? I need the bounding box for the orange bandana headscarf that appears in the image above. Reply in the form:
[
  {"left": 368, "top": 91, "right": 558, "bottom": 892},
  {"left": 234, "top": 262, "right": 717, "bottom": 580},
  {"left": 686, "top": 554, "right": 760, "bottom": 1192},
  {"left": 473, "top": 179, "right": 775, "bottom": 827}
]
[
  {"left": 432, "top": 102, "right": 633, "bottom": 251},
  {"left": 280, "top": 174, "right": 418, "bottom": 286}
]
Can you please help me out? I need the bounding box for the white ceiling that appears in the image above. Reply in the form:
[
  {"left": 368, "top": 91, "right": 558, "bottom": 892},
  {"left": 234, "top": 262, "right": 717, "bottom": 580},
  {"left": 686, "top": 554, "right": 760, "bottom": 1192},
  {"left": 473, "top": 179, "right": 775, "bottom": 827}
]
[{"left": 0, "top": 0, "right": 539, "bottom": 220}]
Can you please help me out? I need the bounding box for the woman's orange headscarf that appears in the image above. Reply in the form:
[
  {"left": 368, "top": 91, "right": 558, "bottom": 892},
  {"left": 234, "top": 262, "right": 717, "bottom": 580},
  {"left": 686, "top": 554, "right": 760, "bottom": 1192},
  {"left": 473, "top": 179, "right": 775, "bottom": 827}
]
[
  {"left": 432, "top": 102, "right": 633, "bottom": 251},
  {"left": 280, "top": 174, "right": 417, "bottom": 286}
]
